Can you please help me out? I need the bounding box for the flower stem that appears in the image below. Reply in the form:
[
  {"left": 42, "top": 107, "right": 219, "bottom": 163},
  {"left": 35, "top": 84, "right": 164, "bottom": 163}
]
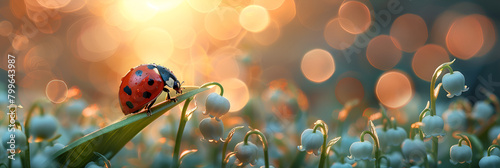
[
  {"left": 243, "top": 129, "right": 270, "bottom": 168},
  {"left": 378, "top": 155, "right": 391, "bottom": 167},
  {"left": 360, "top": 131, "right": 380, "bottom": 168},
  {"left": 172, "top": 97, "right": 194, "bottom": 168},
  {"left": 201, "top": 82, "right": 224, "bottom": 96},
  {"left": 312, "top": 120, "right": 328, "bottom": 168},
  {"left": 428, "top": 60, "right": 455, "bottom": 167},
  {"left": 487, "top": 145, "right": 500, "bottom": 156},
  {"left": 221, "top": 126, "right": 244, "bottom": 168}
]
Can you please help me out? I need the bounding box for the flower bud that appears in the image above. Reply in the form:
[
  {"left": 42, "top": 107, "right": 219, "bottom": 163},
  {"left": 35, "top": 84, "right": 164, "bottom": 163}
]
[
  {"left": 30, "top": 114, "right": 58, "bottom": 139},
  {"left": 66, "top": 99, "right": 87, "bottom": 118},
  {"left": 450, "top": 144, "right": 472, "bottom": 164},
  {"left": 297, "top": 128, "right": 324, "bottom": 156},
  {"left": 204, "top": 93, "right": 230, "bottom": 119},
  {"left": 479, "top": 155, "right": 500, "bottom": 168},
  {"left": 199, "top": 117, "right": 224, "bottom": 143},
  {"left": 349, "top": 141, "right": 373, "bottom": 161},
  {"left": 472, "top": 101, "right": 494, "bottom": 122},
  {"left": 442, "top": 71, "right": 468, "bottom": 98},
  {"left": 234, "top": 141, "right": 258, "bottom": 165},
  {"left": 402, "top": 139, "right": 426, "bottom": 164},
  {"left": 374, "top": 126, "right": 388, "bottom": 151},
  {"left": 422, "top": 115, "right": 444, "bottom": 137}
]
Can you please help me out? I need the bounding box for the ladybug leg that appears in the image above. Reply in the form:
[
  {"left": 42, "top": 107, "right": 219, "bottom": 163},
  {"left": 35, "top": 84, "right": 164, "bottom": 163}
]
[
  {"left": 145, "top": 98, "right": 157, "bottom": 116},
  {"left": 164, "top": 88, "right": 178, "bottom": 102}
]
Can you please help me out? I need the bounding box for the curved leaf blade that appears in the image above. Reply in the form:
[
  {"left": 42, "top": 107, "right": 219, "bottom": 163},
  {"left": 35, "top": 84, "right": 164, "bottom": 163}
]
[{"left": 51, "top": 87, "right": 208, "bottom": 167}]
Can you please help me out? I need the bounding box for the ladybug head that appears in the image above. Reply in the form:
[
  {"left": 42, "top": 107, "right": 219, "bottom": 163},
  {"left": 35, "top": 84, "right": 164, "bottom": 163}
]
[
  {"left": 156, "top": 65, "right": 182, "bottom": 93},
  {"left": 173, "top": 81, "right": 183, "bottom": 94}
]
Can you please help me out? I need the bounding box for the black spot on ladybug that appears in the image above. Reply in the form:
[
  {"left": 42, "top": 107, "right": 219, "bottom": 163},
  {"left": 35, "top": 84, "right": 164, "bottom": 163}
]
[
  {"left": 123, "top": 86, "right": 132, "bottom": 95},
  {"left": 147, "top": 64, "right": 155, "bottom": 69},
  {"left": 135, "top": 70, "right": 143, "bottom": 76},
  {"left": 126, "top": 101, "right": 134, "bottom": 109},
  {"left": 148, "top": 78, "right": 154, "bottom": 85},
  {"left": 143, "top": 91, "right": 152, "bottom": 98}
]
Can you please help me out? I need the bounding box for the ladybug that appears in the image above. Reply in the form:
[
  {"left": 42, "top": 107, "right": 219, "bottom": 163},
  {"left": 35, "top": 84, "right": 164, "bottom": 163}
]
[{"left": 119, "top": 64, "right": 182, "bottom": 116}]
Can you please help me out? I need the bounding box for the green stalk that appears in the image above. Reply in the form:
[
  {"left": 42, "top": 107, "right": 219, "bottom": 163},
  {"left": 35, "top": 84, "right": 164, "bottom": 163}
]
[
  {"left": 173, "top": 82, "right": 224, "bottom": 168},
  {"left": 243, "top": 129, "right": 270, "bottom": 168},
  {"left": 172, "top": 97, "right": 193, "bottom": 168},
  {"left": 360, "top": 131, "right": 380, "bottom": 168},
  {"left": 312, "top": 120, "right": 328, "bottom": 168},
  {"left": 428, "top": 60, "right": 455, "bottom": 167},
  {"left": 221, "top": 126, "right": 244, "bottom": 168}
]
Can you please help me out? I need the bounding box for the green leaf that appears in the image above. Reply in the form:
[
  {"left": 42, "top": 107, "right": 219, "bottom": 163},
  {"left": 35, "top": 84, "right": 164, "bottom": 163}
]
[{"left": 51, "top": 86, "right": 209, "bottom": 167}]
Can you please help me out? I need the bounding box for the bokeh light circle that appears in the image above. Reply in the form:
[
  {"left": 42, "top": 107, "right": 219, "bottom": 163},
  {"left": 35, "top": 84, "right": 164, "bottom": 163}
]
[
  {"left": 324, "top": 18, "right": 357, "bottom": 50},
  {"left": 253, "top": 20, "right": 281, "bottom": 46},
  {"left": 217, "top": 78, "right": 249, "bottom": 112},
  {"left": 205, "top": 7, "right": 241, "bottom": 40},
  {"left": 268, "top": 0, "right": 296, "bottom": 26},
  {"left": 254, "top": 0, "right": 285, "bottom": 10},
  {"left": 37, "top": 0, "right": 71, "bottom": 9},
  {"left": 133, "top": 27, "right": 174, "bottom": 63},
  {"left": 0, "top": 21, "right": 13, "bottom": 36},
  {"left": 471, "top": 14, "right": 496, "bottom": 57},
  {"left": 301, "top": 49, "right": 336, "bottom": 83},
  {"left": 187, "top": 0, "right": 221, "bottom": 13},
  {"left": 446, "top": 15, "right": 484, "bottom": 60},
  {"left": 412, "top": 44, "right": 450, "bottom": 81},
  {"left": 390, "top": 14, "right": 428, "bottom": 52},
  {"left": 376, "top": 71, "right": 413, "bottom": 109},
  {"left": 46, "top": 79, "right": 68, "bottom": 103},
  {"left": 366, "top": 35, "right": 402, "bottom": 70},
  {"left": 239, "top": 5, "right": 270, "bottom": 33},
  {"left": 77, "top": 23, "right": 121, "bottom": 62},
  {"left": 338, "top": 1, "right": 371, "bottom": 34},
  {"left": 335, "top": 77, "right": 364, "bottom": 105}
]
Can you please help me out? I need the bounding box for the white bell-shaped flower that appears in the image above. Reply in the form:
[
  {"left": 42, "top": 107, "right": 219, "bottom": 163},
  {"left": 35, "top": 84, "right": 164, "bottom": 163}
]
[
  {"left": 234, "top": 141, "right": 259, "bottom": 165},
  {"left": 330, "top": 162, "right": 352, "bottom": 168},
  {"left": 30, "top": 114, "right": 58, "bottom": 139},
  {"left": 479, "top": 155, "right": 500, "bottom": 168},
  {"left": 401, "top": 139, "right": 426, "bottom": 164},
  {"left": 2, "top": 128, "right": 27, "bottom": 151},
  {"left": 387, "top": 127, "right": 407, "bottom": 146},
  {"left": 422, "top": 115, "right": 444, "bottom": 137},
  {"left": 472, "top": 101, "right": 494, "bottom": 122},
  {"left": 348, "top": 141, "right": 374, "bottom": 161},
  {"left": 450, "top": 144, "right": 472, "bottom": 165},
  {"left": 443, "top": 109, "right": 467, "bottom": 131},
  {"left": 297, "top": 128, "right": 324, "bottom": 156},
  {"left": 199, "top": 117, "right": 224, "bottom": 143},
  {"left": 204, "top": 93, "right": 230, "bottom": 119},
  {"left": 442, "top": 71, "right": 468, "bottom": 98}
]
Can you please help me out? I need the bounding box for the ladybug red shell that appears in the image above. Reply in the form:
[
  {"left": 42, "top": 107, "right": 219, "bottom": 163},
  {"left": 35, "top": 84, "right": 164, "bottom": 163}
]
[{"left": 119, "top": 64, "right": 182, "bottom": 115}]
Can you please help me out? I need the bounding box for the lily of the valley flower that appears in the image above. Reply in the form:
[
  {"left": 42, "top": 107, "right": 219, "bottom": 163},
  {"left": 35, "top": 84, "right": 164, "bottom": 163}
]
[
  {"left": 443, "top": 109, "right": 467, "bottom": 131},
  {"left": 348, "top": 141, "right": 373, "bottom": 161},
  {"left": 2, "top": 129, "right": 27, "bottom": 150},
  {"left": 401, "top": 139, "right": 427, "bottom": 164},
  {"left": 472, "top": 101, "right": 494, "bottom": 122},
  {"left": 330, "top": 162, "right": 352, "bottom": 168},
  {"left": 442, "top": 71, "right": 468, "bottom": 98},
  {"left": 421, "top": 115, "right": 444, "bottom": 137},
  {"left": 199, "top": 117, "right": 224, "bottom": 143},
  {"left": 30, "top": 114, "right": 58, "bottom": 139},
  {"left": 297, "top": 128, "right": 324, "bottom": 156},
  {"left": 479, "top": 155, "right": 500, "bottom": 168},
  {"left": 387, "top": 127, "right": 407, "bottom": 146},
  {"left": 450, "top": 144, "right": 472, "bottom": 165},
  {"left": 204, "top": 92, "right": 230, "bottom": 119},
  {"left": 234, "top": 141, "right": 259, "bottom": 165}
]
